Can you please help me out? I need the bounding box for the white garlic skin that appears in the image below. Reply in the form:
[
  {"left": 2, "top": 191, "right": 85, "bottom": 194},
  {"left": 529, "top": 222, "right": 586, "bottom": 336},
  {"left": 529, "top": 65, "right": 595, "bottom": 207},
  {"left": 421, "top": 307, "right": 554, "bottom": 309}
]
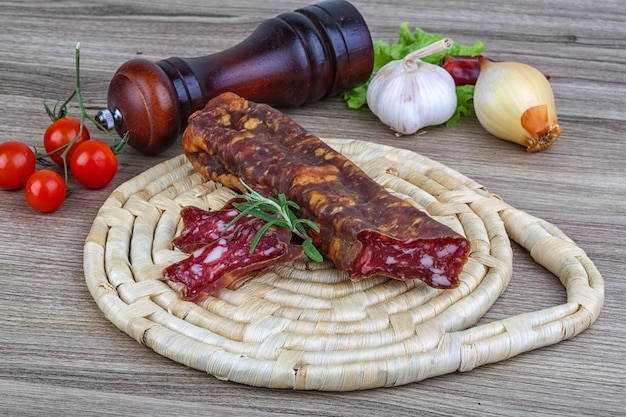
[{"left": 367, "top": 59, "right": 457, "bottom": 135}]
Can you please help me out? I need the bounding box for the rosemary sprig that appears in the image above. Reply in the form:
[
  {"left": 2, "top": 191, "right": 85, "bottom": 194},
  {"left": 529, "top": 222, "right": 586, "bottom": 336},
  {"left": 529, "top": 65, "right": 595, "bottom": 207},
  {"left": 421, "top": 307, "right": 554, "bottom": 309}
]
[{"left": 227, "top": 181, "right": 323, "bottom": 262}]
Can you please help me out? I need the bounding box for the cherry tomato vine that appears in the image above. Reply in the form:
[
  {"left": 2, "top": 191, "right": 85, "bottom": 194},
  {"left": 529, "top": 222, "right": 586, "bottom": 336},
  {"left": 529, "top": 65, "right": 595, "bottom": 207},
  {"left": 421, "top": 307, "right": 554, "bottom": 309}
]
[{"left": 0, "top": 43, "right": 129, "bottom": 212}]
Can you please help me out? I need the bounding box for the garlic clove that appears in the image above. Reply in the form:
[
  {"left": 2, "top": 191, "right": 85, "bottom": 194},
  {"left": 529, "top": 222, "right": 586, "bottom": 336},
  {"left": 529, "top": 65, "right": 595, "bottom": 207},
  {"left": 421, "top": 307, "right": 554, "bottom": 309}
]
[{"left": 473, "top": 56, "right": 562, "bottom": 152}]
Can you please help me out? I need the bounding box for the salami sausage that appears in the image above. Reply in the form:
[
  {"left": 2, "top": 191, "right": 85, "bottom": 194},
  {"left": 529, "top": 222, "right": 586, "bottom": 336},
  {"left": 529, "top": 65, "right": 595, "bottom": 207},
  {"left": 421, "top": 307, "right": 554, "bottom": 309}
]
[
  {"left": 172, "top": 200, "right": 242, "bottom": 253},
  {"left": 441, "top": 55, "right": 551, "bottom": 86},
  {"left": 182, "top": 92, "right": 470, "bottom": 289},
  {"left": 441, "top": 55, "right": 482, "bottom": 86},
  {"left": 165, "top": 202, "right": 303, "bottom": 300}
]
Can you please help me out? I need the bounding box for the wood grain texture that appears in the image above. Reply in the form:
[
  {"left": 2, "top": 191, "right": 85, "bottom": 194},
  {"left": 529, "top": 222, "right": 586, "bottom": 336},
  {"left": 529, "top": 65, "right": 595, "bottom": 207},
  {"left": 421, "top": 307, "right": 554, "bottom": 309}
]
[{"left": 0, "top": 0, "right": 624, "bottom": 415}]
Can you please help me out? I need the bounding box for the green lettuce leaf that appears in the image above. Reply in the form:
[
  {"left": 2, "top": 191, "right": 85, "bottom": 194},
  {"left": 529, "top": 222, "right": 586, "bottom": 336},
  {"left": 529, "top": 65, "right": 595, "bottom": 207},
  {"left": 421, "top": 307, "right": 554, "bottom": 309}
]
[{"left": 342, "top": 23, "right": 484, "bottom": 126}]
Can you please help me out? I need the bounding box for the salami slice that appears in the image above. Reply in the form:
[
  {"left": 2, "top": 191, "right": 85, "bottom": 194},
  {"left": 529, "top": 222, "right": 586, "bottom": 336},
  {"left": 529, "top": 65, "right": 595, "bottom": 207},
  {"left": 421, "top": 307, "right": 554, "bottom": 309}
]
[
  {"left": 172, "top": 200, "right": 243, "bottom": 253},
  {"left": 165, "top": 205, "right": 303, "bottom": 300},
  {"left": 182, "top": 92, "right": 470, "bottom": 289}
]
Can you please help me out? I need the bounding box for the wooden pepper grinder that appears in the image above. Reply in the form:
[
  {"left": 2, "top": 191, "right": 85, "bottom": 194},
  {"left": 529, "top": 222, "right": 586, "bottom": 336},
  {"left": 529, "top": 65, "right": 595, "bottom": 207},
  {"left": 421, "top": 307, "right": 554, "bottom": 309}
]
[{"left": 95, "top": 0, "right": 374, "bottom": 155}]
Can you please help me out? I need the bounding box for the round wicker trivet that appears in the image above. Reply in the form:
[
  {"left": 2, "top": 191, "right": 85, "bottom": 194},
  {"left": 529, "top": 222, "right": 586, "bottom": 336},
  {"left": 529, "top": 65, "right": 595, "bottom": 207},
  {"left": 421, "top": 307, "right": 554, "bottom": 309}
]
[{"left": 84, "top": 139, "right": 604, "bottom": 391}]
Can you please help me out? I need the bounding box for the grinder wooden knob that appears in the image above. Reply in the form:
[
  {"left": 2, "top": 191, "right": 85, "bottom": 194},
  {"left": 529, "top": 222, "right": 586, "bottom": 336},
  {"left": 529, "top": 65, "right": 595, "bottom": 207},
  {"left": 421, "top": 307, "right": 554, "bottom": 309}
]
[{"left": 96, "top": 0, "right": 374, "bottom": 155}]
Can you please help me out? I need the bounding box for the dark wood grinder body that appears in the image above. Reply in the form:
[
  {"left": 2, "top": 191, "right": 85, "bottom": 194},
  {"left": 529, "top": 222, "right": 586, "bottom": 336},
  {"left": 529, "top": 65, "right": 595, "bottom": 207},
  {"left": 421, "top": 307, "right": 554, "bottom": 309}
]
[{"left": 97, "top": 0, "right": 374, "bottom": 154}]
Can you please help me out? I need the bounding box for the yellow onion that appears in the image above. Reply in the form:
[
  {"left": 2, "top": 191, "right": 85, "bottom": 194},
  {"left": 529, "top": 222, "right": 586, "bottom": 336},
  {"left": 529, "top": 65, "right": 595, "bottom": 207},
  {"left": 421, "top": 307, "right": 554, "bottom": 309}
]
[{"left": 473, "top": 56, "right": 562, "bottom": 152}]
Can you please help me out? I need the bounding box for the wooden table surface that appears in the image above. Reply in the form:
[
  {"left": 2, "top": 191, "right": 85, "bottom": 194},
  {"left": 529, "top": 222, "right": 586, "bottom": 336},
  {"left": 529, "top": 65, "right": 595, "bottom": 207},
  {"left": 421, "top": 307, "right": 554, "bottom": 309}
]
[{"left": 1, "top": 0, "right": 624, "bottom": 415}]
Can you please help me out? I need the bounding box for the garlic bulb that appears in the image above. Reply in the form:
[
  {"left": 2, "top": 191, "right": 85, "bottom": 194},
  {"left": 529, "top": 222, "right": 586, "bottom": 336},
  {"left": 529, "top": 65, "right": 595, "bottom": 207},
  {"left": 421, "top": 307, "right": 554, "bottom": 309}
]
[
  {"left": 366, "top": 39, "right": 457, "bottom": 135},
  {"left": 473, "top": 56, "right": 562, "bottom": 152}
]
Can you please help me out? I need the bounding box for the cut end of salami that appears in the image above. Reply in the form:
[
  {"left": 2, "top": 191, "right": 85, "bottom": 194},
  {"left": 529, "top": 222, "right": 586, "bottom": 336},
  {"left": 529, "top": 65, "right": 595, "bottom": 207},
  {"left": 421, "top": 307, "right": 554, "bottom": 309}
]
[{"left": 350, "top": 232, "right": 470, "bottom": 288}]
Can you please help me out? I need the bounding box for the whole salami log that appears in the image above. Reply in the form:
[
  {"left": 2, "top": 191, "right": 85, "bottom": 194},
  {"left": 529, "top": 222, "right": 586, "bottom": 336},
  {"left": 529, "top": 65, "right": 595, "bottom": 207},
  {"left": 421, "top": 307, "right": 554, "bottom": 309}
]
[{"left": 182, "top": 92, "right": 470, "bottom": 288}]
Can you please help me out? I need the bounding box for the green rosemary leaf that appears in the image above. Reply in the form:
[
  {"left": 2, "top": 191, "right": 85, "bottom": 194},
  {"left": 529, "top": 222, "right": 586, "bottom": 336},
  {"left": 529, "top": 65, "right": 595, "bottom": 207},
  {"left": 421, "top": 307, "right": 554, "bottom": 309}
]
[
  {"left": 293, "top": 222, "right": 306, "bottom": 237},
  {"left": 293, "top": 220, "right": 318, "bottom": 238},
  {"left": 277, "top": 193, "right": 289, "bottom": 205},
  {"left": 302, "top": 239, "right": 323, "bottom": 262},
  {"left": 245, "top": 207, "right": 280, "bottom": 224},
  {"left": 283, "top": 199, "right": 300, "bottom": 210},
  {"left": 225, "top": 212, "right": 247, "bottom": 231},
  {"left": 232, "top": 200, "right": 263, "bottom": 213},
  {"left": 299, "top": 218, "right": 320, "bottom": 232},
  {"left": 249, "top": 220, "right": 278, "bottom": 253}
]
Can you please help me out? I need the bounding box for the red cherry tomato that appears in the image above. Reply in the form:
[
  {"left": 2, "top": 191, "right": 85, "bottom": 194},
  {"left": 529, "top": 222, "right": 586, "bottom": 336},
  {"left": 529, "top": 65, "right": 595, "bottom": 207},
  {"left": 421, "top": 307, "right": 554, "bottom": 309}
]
[
  {"left": 25, "top": 169, "right": 67, "bottom": 212},
  {"left": 69, "top": 140, "right": 118, "bottom": 189},
  {"left": 0, "top": 141, "right": 37, "bottom": 190},
  {"left": 43, "top": 117, "right": 90, "bottom": 166}
]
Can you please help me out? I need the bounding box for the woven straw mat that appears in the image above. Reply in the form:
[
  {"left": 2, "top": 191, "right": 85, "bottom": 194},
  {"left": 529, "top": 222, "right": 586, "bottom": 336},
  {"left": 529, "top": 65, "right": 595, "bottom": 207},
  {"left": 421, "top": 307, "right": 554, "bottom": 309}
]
[{"left": 83, "top": 138, "right": 604, "bottom": 391}]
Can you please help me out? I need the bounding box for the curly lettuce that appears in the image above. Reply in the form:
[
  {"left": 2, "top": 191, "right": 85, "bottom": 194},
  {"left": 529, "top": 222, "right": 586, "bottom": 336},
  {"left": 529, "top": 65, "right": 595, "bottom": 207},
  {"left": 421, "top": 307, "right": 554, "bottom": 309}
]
[{"left": 342, "top": 23, "right": 484, "bottom": 126}]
